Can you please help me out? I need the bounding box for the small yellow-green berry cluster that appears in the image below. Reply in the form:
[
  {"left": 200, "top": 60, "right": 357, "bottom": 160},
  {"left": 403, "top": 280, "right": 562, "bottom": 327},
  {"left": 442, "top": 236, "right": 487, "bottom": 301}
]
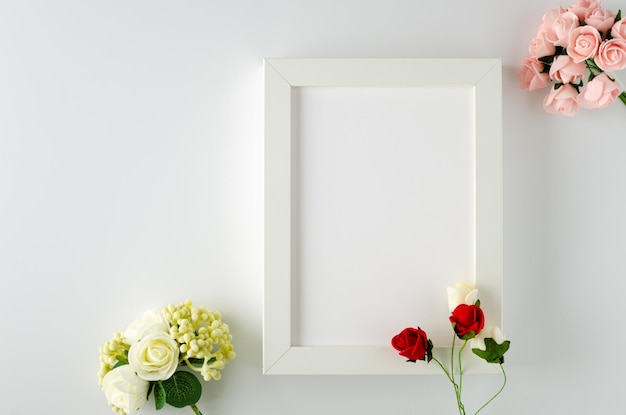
[
  {"left": 97, "top": 331, "right": 130, "bottom": 387},
  {"left": 163, "top": 300, "right": 236, "bottom": 381}
]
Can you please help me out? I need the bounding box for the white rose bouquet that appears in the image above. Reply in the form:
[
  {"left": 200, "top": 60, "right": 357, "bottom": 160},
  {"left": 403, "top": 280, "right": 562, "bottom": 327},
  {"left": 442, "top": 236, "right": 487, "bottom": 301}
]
[{"left": 98, "top": 300, "right": 236, "bottom": 415}]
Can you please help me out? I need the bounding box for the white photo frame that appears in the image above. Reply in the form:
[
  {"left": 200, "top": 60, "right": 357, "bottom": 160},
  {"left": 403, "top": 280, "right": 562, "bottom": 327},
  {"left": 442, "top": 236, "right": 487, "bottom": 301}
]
[{"left": 264, "top": 58, "right": 502, "bottom": 375}]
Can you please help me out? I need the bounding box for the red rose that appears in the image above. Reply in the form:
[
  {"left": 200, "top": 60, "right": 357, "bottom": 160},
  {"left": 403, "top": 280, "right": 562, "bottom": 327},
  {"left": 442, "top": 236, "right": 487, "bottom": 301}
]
[
  {"left": 449, "top": 304, "right": 485, "bottom": 339},
  {"left": 391, "top": 327, "right": 433, "bottom": 362}
]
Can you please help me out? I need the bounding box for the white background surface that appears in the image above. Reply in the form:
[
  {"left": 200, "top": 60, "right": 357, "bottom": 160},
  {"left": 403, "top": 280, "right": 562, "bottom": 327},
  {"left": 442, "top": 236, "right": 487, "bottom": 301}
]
[{"left": 1, "top": 1, "right": 625, "bottom": 414}]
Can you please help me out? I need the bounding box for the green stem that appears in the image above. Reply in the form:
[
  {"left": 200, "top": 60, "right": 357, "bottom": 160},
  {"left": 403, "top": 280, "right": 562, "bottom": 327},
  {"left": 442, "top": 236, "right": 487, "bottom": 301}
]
[
  {"left": 449, "top": 335, "right": 465, "bottom": 415},
  {"left": 190, "top": 404, "right": 203, "bottom": 415},
  {"left": 457, "top": 387, "right": 466, "bottom": 415},
  {"left": 619, "top": 91, "right": 626, "bottom": 107},
  {"left": 457, "top": 340, "right": 467, "bottom": 392},
  {"left": 585, "top": 58, "right": 602, "bottom": 76},
  {"left": 473, "top": 364, "right": 507, "bottom": 415},
  {"left": 433, "top": 356, "right": 464, "bottom": 415},
  {"left": 457, "top": 340, "right": 468, "bottom": 415},
  {"left": 432, "top": 357, "right": 455, "bottom": 384},
  {"left": 450, "top": 335, "right": 456, "bottom": 383}
]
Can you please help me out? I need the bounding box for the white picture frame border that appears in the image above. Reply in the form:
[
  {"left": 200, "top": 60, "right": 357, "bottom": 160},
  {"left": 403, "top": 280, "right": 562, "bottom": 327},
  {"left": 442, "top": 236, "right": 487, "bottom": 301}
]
[{"left": 264, "top": 58, "right": 503, "bottom": 375}]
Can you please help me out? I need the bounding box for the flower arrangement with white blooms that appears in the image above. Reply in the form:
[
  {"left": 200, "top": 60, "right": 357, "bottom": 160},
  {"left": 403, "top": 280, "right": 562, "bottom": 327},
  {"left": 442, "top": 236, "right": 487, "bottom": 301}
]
[
  {"left": 98, "top": 300, "right": 236, "bottom": 415},
  {"left": 519, "top": 0, "right": 626, "bottom": 116},
  {"left": 391, "top": 284, "right": 510, "bottom": 415}
]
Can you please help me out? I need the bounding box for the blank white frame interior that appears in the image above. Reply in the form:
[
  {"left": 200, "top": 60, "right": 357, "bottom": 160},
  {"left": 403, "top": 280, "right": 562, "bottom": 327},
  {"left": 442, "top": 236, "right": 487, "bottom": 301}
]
[{"left": 264, "top": 58, "right": 502, "bottom": 375}]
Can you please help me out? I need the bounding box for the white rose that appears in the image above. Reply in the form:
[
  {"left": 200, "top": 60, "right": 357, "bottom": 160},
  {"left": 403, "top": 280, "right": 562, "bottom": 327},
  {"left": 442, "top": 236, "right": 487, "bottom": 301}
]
[
  {"left": 128, "top": 332, "right": 180, "bottom": 381},
  {"left": 101, "top": 365, "right": 149, "bottom": 414},
  {"left": 446, "top": 283, "right": 478, "bottom": 312},
  {"left": 124, "top": 309, "right": 169, "bottom": 345},
  {"left": 470, "top": 326, "right": 506, "bottom": 351}
]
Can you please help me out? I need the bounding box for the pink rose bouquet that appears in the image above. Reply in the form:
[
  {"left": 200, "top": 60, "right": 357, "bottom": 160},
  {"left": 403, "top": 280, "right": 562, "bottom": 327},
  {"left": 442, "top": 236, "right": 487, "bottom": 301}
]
[{"left": 520, "top": 0, "right": 626, "bottom": 116}]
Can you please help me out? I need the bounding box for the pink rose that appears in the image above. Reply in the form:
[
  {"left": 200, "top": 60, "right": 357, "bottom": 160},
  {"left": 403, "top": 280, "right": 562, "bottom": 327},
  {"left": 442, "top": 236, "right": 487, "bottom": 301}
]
[
  {"left": 545, "top": 11, "right": 580, "bottom": 47},
  {"left": 549, "top": 55, "right": 586, "bottom": 83},
  {"left": 542, "top": 6, "right": 567, "bottom": 27},
  {"left": 542, "top": 6, "right": 567, "bottom": 26},
  {"left": 567, "top": 25, "right": 601, "bottom": 62},
  {"left": 539, "top": 6, "right": 566, "bottom": 47},
  {"left": 529, "top": 28, "right": 557, "bottom": 58},
  {"left": 568, "top": 0, "right": 601, "bottom": 23},
  {"left": 543, "top": 84, "right": 580, "bottom": 116},
  {"left": 578, "top": 73, "right": 621, "bottom": 109},
  {"left": 611, "top": 18, "right": 626, "bottom": 40},
  {"left": 596, "top": 38, "right": 626, "bottom": 72},
  {"left": 584, "top": 7, "right": 617, "bottom": 36},
  {"left": 519, "top": 57, "right": 551, "bottom": 91}
]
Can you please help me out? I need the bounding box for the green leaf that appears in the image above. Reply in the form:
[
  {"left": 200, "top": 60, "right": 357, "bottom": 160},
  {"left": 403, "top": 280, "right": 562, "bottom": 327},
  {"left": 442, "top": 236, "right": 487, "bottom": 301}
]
[
  {"left": 472, "top": 339, "right": 510, "bottom": 364},
  {"left": 187, "top": 357, "right": 216, "bottom": 365},
  {"left": 161, "top": 371, "right": 202, "bottom": 408},
  {"left": 616, "top": 10, "right": 622, "bottom": 22},
  {"left": 154, "top": 381, "right": 166, "bottom": 410},
  {"left": 112, "top": 353, "right": 129, "bottom": 369},
  {"left": 475, "top": 299, "right": 480, "bottom": 307},
  {"left": 461, "top": 330, "right": 476, "bottom": 340},
  {"left": 426, "top": 339, "right": 433, "bottom": 363},
  {"left": 538, "top": 55, "right": 554, "bottom": 65},
  {"left": 112, "top": 360, "right": 128, "bottom": 369},
  {"left": 588, "top": 68, "right": 597, "bottom": 82}
]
